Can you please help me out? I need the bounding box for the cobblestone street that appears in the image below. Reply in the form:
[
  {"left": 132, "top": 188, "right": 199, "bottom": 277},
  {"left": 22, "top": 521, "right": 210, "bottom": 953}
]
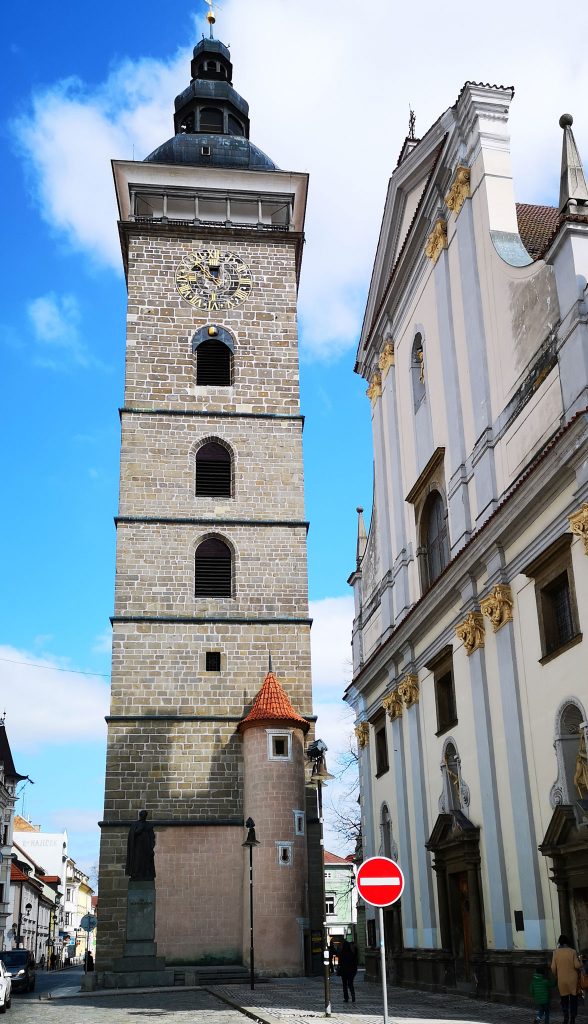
[{"left": 8, "top": 974, "right": 584, "bottom": 1024}]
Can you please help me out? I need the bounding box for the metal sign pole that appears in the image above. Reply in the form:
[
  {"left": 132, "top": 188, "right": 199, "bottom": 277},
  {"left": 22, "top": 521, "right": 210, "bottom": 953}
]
[{"left": 378, "top": 906, "right": 389, "bottom": 1024}]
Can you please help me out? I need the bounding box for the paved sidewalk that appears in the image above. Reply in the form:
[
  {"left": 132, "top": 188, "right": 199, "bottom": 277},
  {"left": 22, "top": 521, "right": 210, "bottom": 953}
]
[{"left": 209, "top": 974, "right": 547, "bottom": 1024}]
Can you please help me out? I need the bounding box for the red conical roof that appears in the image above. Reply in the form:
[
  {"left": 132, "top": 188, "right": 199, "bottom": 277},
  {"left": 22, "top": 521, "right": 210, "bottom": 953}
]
[{"left": 239, "top": 671, "right": 309, "bottom": 733}]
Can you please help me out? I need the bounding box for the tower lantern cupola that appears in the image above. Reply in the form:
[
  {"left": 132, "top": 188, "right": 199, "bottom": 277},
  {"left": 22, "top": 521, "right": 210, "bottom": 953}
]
[{"left": 145, "top": 21, "right": 275, "bottom": 170}]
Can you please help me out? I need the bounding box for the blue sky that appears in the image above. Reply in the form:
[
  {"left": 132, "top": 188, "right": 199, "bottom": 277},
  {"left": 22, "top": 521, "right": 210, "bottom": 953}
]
[{"left": 3, "top": 0, "right": 588, "bottom": 870}]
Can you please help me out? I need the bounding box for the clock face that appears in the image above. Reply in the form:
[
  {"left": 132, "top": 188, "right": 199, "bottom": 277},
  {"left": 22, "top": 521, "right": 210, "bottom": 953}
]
[{"left": 175, "top": 249, "right": 253, "bottom": 311}]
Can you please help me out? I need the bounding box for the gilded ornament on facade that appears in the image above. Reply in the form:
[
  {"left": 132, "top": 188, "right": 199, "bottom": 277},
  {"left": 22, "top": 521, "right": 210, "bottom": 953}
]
[
  {"left": 480, "top": 584, "right": 513, "bottom": 633},
  {"left": 569, "top": 503, "right": 588, "bottom": 554},
  {"left": 366, "top": 370, "right": 382, "bottom": 404},
  {"left": 354, "top": 722, "right": 369, "bottom": 748},
  {"left": 455, "top": 612, "right": 485, "bottom": 655},
  {"left": 398, "top": 674, "right": 419, "bottom": 708},
  {"left": 382, "top": 690, "right": 403, "bottom": 721},
  {"left": 425, "top": 219, "right": 448, "bottom": 263},
  {"left": 445, "top": 166, "right": 471, "bottom": 216},
  {"left": 378, "top": 341, "right": 395, "bottom": 378}
]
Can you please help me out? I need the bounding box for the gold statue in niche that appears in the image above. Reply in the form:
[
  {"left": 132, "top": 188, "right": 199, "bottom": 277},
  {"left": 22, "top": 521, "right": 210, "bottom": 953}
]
[{"left": 574, "top": 731, "right": 588, "bottom": 797}]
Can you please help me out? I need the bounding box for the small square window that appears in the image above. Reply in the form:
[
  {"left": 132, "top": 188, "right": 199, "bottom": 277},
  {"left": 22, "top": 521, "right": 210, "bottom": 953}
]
[
  {"left": 267, "top": 730, "right": 292, "bottom": 761},
  {"left": 294, "top": 811, "right": 305, "bottom": 836},
  {"left": 277, "top": 842, "right": 293, "bottom": 866},
  {"left": 206, "top": 651, "right": 221, "bottom": 672}
]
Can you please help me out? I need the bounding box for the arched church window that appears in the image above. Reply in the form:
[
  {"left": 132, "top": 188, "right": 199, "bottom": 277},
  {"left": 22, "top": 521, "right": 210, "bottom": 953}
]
[
  {"left": 228, "top": 115, "right": 244, "bottom": 137},
  {"left": 196, "top": 441, "right": 232, "bottom": 498},
  {"left": 443, "top": 742, "right": 461, "bottom": 810},
  {"left": 195, "top": 537, "right": 232, "bottom": 597},
  {"left": 200, "top": 107, "right": 223, "bottom": 133},
  {"left": 411, "top": 332, "right": 426, "bottom": 410},
  {"left": 421, "top": 490, "right": 449, "bottom": 586},
  {"left": 380, "top": 804, "right": 392, "bottom": 858},
  {"left": 552, "top": 701, "right": 588, "bottom": 805},
  {"left": 196, "top": 339, "right": 232, "bottom": 385}
]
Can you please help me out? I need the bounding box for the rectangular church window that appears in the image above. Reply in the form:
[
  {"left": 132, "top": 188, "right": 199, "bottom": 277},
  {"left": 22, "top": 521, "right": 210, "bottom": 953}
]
[
  {"left": 525, "top": 535, "right": 582, "bottom": 662},
  {"left": 294, "top": 811, "right": 305, "bottom": 836},
  {"left": 374, "top": 719, "right": 389, "bottom": 776}
]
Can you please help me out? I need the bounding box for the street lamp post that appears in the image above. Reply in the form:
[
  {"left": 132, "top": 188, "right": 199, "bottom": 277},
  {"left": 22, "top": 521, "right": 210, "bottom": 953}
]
[
  {"left": 306, "top": 739, "right": 335, "bottom": 1018},
  {"left": 242, "top": 817, "right": 260, "bottom": 991}
]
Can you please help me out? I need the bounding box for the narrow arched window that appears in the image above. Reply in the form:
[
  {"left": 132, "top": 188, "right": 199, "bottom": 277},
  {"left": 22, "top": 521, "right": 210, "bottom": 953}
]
[
  {"left": 195, "top": 538, "right": 232, "bottom": 597},
  {"left": 558, "top": 703, "right": 584, "bottom": 803},
  {"left": 423, "top": 490, "right": 449, "bottom": 586},
  {"left": 196, "top": 340, "right": 232, "bottom": 385},
  {"left": 444, "top": 743, "right": 461, "bottom": 810},
  {"left": 200, "top": 107, "right": 223, "bottom": 133},
  {"left": 411, "top": 333, "right": 426, "bottom": 410},
  {"left": 380, "top": 804, "right": 392, "bottom": 858},
  {"left": 196, "top": 442, "right": 232, "bottom": 497}
]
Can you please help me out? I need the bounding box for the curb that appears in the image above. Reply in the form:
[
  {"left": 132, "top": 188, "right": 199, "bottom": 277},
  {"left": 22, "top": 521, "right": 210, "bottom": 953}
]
[{"left": 205, "top": 986, "right": 285, "bottom": 1024}]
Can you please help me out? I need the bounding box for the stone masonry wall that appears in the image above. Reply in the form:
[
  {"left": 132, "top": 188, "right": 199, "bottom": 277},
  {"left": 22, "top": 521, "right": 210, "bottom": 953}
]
[{"left": 99, "top": 222, "right": 313, "bottom": 974}]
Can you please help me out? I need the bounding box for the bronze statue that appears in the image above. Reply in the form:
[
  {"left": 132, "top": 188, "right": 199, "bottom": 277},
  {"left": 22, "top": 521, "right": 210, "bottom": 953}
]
[{"left": 125, "top": 810, "right": 156, "bottom": 880}]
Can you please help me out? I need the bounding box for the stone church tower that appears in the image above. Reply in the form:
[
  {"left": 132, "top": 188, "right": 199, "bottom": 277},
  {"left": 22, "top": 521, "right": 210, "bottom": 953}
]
[{"left": 97, "top": 12, "right": 315, "bottom": 983}]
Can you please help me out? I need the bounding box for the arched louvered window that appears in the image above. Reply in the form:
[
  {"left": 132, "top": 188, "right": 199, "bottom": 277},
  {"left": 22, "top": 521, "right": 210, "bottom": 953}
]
[
  {"left": 196, "top": 340, "right": 232, "bottom": 385},
  {"left": 423, "top": 490, "right": 449, "bottom": 586},
  {"left": 200, "top": 107, "right": 223, "bottom": 133},
  {"left": 195, "top": 538, "right": 232, "bottom": 598},
  {"left": 196, "top": 442, "right": 232, "bottom": 498}
]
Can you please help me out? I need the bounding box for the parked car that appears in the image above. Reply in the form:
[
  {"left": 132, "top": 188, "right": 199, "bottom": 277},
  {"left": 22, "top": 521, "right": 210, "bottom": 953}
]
[
  {"left": 0, "top": 960, "right": 12, "bottom": 1011},
  {"left": 0, "top": 949, "right": 35, "bottom": 993}
]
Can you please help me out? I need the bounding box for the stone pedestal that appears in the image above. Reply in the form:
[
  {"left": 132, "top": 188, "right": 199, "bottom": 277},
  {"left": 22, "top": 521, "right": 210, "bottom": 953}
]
[{"left": 111, "top": 880, "right": 165, "bottom": 980}]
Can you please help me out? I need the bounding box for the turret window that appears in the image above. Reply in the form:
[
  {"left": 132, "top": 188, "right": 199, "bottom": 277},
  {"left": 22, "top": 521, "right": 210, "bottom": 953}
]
[
  {"left": 196, "top": 441, "right": 232, "bottom": 498},
  {"left": 195, "top": 537, "right": 232, "bottom": 597},
  {"left": 267, "top": 729, "right": 292, "bottom": 761},
  {"left": 200, "top": 107, "right": 223, "bottom": 133}
]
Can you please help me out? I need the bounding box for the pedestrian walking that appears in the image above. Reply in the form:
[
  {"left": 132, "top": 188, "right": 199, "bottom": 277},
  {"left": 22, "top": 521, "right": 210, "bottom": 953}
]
[
  {"left": 551, "top": 935, "right": 581, "bottom": 1024},
  {"left": 338, "top": 939, "right": 358, "bottom": 1004},
  {"left": 530, "top": 965, "right": 554, "bottom": 1023}
]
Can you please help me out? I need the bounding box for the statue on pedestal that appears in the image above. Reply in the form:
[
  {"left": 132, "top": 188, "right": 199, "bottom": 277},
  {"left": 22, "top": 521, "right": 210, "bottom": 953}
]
[{"left": 125, "top": 810, "right": 156, "bottom": 881}]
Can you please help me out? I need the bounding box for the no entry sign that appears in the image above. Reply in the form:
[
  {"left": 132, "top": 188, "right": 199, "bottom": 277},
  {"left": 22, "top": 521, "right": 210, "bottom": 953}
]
[{"left": 357, "top": 856, "right": 405, "bottom": 908}]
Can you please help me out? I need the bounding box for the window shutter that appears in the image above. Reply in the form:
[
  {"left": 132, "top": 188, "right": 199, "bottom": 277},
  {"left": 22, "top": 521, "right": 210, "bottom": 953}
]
[
  {"left": 195, "top": 538, "right": 232, "bottom": 597},
  {"left": 196, "top": 442, "right": 231, "bottom": 497},
  {"left": 197, "top": 340, "right": 232, "bottom": 385}
]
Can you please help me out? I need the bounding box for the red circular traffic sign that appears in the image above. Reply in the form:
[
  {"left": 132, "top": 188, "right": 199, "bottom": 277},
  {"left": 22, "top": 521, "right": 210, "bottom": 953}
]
[{"left": 356, "top": 856, "right": 405, "bottom": 908}]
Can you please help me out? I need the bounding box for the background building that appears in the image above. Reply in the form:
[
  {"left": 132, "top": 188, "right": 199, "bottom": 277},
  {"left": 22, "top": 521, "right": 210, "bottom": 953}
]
[
  {"left": 0, "top": 721, "right": 25, "bottom": 951},
  {"left": 97, "top": 12, "right": 319, "bottom": 984},
  {"left": 346, "top": 83, "right": 588, "bottom": 1002},
  {"left": 324, "top": 852, "right": 357, "bottom": 943}
]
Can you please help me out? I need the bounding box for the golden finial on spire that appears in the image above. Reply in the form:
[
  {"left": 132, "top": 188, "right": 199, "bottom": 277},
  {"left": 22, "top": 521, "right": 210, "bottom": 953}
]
[{"left": 205, "top": 0, "right": 216, "bottom": 37}]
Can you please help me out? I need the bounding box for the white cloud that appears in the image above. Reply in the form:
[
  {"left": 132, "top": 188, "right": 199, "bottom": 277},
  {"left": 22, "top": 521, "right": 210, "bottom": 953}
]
[
  {"left": 0, "top": 645, "right": 109, "bottom": 751},
  {"left": 27, "top": 292, "right": 95, "bottom": 369},
  {"left": 13, "top": 2, "right": 588, "bottom": 361},
  {"left": 309, "top": 595, "right": 354, "bottom": 693}
]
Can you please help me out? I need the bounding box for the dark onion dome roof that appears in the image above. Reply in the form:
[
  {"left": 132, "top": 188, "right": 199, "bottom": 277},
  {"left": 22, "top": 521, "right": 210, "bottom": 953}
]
[
  {"left": 145, "top": 133, "right": 277, "bottom": 170},
  {"left": 144, "top": 32, "right": 276, "bottom": 171}
]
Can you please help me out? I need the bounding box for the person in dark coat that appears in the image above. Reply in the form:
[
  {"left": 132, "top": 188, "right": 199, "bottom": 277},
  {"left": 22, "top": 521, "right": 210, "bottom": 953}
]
[{"left": 338, "top": 940, "right": 358, "bottom": 1003}]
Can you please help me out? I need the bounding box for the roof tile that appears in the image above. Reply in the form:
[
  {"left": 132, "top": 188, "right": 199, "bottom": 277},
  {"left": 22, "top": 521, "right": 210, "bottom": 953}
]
[{"left": 516, "top": 203, "right": 560, "bottom": 260}]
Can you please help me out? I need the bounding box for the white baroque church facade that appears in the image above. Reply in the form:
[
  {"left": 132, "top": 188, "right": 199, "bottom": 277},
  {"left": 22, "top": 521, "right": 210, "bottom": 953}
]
[{"left": 345, "top": 83, "right": 588, "bottom": 1002}]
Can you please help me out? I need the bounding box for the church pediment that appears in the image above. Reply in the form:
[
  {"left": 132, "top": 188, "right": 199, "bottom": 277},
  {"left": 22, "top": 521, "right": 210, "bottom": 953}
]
[
  {"left": 426, "top": 810, "right": 479, "bottom": 851},
  {"left": 540, "top": 803, "right": 588, "bottom": 855}
]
